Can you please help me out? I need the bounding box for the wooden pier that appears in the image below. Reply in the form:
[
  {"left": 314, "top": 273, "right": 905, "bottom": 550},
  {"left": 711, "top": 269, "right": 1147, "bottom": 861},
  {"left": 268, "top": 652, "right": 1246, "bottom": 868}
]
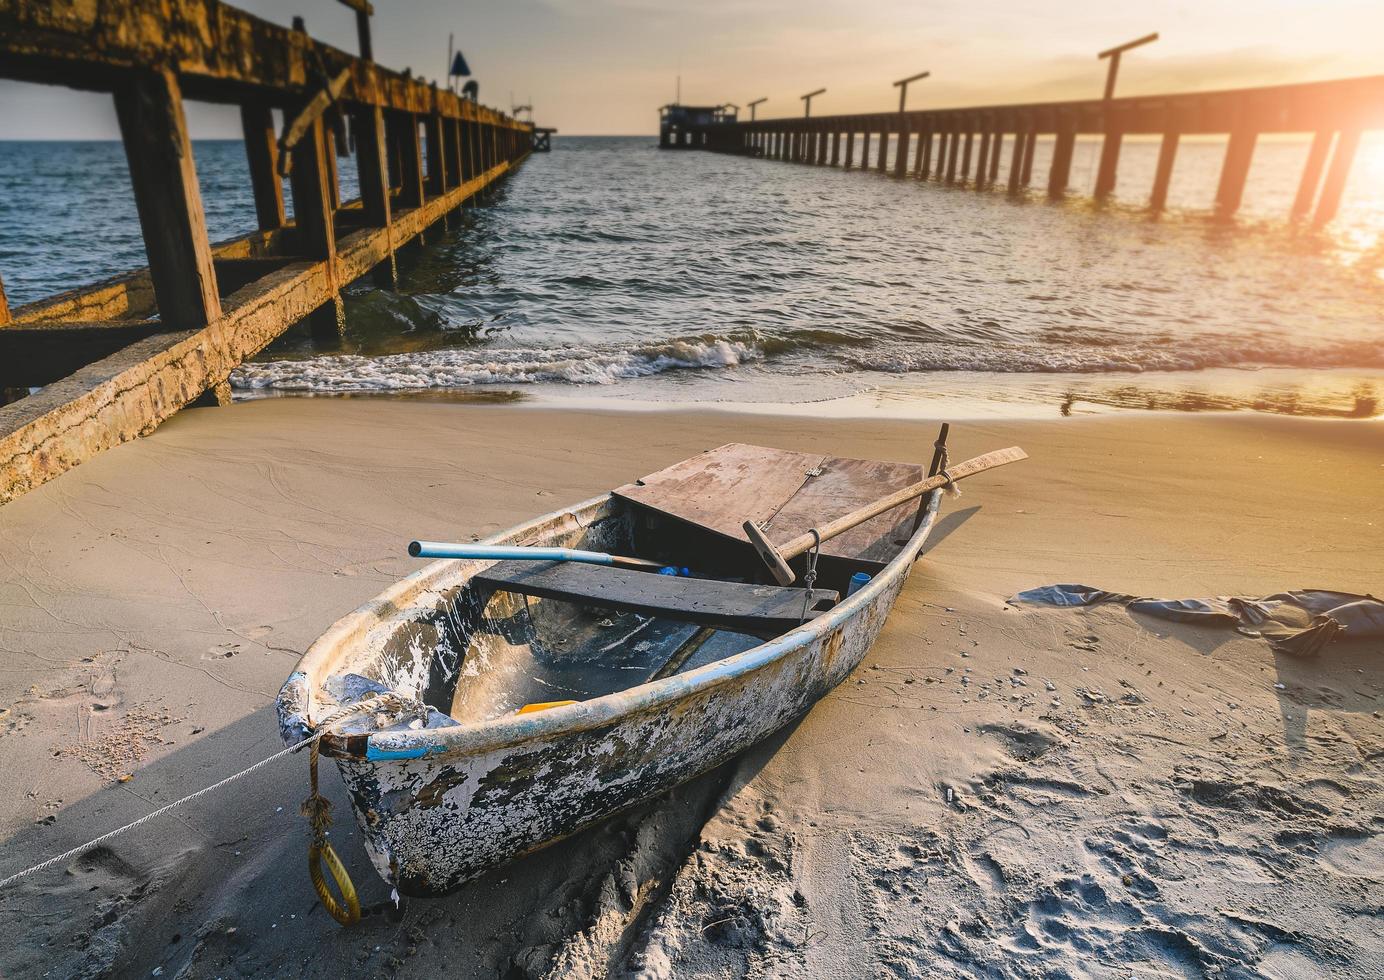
[
  {"left": 687, "top": 75, "right": 1384, "bottom": 225},
  {"left": 0, "top": 1, "right": 536, "bottom": 504}
]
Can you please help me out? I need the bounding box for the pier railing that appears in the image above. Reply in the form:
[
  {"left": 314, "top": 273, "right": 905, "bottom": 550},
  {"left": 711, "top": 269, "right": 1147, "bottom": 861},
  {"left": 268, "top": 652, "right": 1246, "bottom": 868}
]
[
  {"left": 0, "top": 0, "right": 535, "bottom": 503},
  {"left": 680, "top": 75, "right": 1384, "bottom": 225}
]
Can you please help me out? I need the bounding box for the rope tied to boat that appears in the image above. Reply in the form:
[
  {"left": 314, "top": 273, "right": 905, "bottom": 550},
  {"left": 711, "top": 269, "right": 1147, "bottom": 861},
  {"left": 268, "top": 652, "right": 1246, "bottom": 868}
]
[
  {"left": 800, "top": 529, "right": 822, "bottom": 623},
  {"left": 0, "top": 691, "right": 423, "bottom": 898},
  {"left": 301, "top": 692, "right": 428, "bottom": 926}
]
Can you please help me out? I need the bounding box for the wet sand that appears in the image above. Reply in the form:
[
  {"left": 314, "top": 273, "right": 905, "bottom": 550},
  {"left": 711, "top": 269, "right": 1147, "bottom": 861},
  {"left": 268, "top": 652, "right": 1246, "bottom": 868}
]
[{"left": 0, "top": 398, "right": 1380, "bottom": 978}]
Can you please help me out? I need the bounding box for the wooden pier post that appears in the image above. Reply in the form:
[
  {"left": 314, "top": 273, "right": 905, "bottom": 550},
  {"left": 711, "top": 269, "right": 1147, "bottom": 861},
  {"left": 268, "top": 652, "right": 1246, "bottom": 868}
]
[
  {"left": 1047, "top": 119, "right": 1076, "bottom": 199},
  {"left": 861, "top": 132, "right": 871, "bottom": 171},
  {"left": 397, "top": 114, "right": 425, "bottom": 208},
  {"left": 1314, "top": 129, "right": 1361, "bottom": 228},
  {"left": 975, "top": 130, "right": 991, "bottom": 188},
  {"left": 354, "top": 106, "right": 392, "bottom": 226},
  {"left": 424, "top": 113, "right": 447, "bottom": 196},
  {"left": 1150, "top": 131, "right": 1179, "bottom": 212},
  {"left": 876, "top": 126, "right": 889, "bottom": 172},
  {"left": 945, "top": 127, "right": 960, "bottom": 183},
  {"left": 844, "top": 132, "right": 855, "bottom": 169},
  {"left": 1214, "top": 127, "right": 1257, "bottom": 218},
  {"left": 113, "top": 69, "right": 221, "bottom": 329},
  {"left": 240, "top": 103, "right": 285, "bottom": 231},
  {"left": 914, "top": 127, "right": 930, "bottom": 179},
  {"left": 1020, "top": 130, "right": 1037, "bottom": 187},
  {"left": 1007, "top": 128, "right": 1025, "bottom": 194},
  {"left": 831, "top": 131, "right": 841, "bottom": 166},
  {"left": 1094, "top": 128, "right": 1123, "bottom": 201},
  {"left": 287, "top": 113, "right": 343, "bottom": 339},
  {"left": 960, "top": 130, "right": 974, "bottom": 183},
  {"left": 1290, "top": 130, "right": 1332, "bottom": 220},
  {"left": 988, "top": 130, "right": 1003, "bottom": 186},
  {"left": 443, "top": 118, "right": 462, "bottom": 189},
  {"left": 353, "top": 102, "right": 395, "bottom": 287},
  {"left": 894, "top": 124, "right": 910, "bottom": 177}
]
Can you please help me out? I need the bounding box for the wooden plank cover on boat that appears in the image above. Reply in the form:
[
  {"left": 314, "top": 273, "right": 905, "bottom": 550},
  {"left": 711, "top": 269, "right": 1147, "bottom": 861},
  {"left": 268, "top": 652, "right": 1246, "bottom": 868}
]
[
  {"left": 474, "top": 560, "right": 841, "bottom": 638},
  {"left": 614, "top": 444, "right": 926, "bottom": 563}
]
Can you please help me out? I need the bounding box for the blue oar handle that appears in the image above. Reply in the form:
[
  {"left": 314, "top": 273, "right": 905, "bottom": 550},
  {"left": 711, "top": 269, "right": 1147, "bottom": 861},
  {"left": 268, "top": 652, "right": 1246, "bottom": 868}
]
[{"left": 407, "top": 541, "right": 663, "bottom": 571}]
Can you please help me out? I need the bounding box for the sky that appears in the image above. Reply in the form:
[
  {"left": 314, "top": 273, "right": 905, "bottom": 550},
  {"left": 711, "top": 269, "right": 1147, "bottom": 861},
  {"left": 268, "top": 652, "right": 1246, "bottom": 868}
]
[{"left": 1, "top": 0, "right": 1382, "bottom": 137}]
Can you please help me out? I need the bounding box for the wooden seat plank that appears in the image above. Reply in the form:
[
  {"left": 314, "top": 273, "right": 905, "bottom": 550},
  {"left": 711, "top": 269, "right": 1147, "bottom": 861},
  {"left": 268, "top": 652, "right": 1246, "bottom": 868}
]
[{"left": 473, "top": 560, "right": 839, "bottom": 638}]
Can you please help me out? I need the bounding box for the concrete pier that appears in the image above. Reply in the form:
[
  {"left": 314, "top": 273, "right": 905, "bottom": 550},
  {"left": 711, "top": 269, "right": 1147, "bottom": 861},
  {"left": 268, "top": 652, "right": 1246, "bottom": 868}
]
[
  {"left": 686, "top": 75, "right": 1384, "bottom": 223},
  {"left": 0, "top": 0, "right": 536, "bottom": 503}
]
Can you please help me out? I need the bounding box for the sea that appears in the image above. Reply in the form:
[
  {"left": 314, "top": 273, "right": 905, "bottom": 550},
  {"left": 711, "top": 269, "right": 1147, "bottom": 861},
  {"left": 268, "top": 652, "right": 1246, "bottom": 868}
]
[{"left": 2, "top": 134, "right": 1383, "bottom": 419}]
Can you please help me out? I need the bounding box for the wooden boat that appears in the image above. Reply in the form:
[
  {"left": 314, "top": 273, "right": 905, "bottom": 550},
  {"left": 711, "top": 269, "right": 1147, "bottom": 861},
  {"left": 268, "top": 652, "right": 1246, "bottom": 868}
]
[{"left": 276, "top": 437, "right": 1023, "bottom": 899}]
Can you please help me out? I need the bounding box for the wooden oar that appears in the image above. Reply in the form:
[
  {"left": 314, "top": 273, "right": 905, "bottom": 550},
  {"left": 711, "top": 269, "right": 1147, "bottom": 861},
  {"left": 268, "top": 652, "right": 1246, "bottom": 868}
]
[
  {"left": 408, "top": 541, "right": 664, "bottom": 572},
  {"left": 742, "top": 445, "right": 1028, "bottom": 586}
]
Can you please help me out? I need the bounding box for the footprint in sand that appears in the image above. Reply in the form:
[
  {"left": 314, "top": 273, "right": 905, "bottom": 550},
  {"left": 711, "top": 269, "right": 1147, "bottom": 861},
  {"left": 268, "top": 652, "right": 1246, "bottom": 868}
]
[{"left": 1319, "top": 833, "right": 1384, "bottom": 881}]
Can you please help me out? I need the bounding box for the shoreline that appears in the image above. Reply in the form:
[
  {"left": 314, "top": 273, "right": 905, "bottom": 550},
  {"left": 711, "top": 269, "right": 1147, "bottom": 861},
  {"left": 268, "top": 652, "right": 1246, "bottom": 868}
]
[
  {"left": 228, "top": 364, "right": 1384, "bottom": 422},
  {"left": 1, "top": 398, "right": 1380, "bottom": 977}
]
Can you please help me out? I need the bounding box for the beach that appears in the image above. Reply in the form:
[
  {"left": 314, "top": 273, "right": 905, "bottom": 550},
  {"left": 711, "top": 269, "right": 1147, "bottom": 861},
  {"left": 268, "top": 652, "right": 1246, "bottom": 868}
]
[{"left": 1, "top": 397, "right": 1380, "bottom": 978}]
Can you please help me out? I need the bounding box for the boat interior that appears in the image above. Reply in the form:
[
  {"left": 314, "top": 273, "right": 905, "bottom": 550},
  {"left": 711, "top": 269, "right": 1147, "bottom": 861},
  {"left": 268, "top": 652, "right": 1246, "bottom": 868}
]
[{"left": 324, "top": 444, "right": 932, "bottom": 732}]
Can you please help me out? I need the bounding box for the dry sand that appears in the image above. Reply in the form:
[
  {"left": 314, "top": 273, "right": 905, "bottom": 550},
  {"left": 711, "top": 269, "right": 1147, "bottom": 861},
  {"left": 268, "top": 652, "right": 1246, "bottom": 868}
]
[{"left": 0, "top": 397, "right": 1380, "bottom": 978}]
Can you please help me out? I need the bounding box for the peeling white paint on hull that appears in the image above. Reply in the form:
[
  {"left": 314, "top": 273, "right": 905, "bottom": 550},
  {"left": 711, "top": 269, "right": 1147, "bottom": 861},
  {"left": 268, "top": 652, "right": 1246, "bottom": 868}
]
[{"left": 278, "top": 489, "right": 939, "bottom": 897}]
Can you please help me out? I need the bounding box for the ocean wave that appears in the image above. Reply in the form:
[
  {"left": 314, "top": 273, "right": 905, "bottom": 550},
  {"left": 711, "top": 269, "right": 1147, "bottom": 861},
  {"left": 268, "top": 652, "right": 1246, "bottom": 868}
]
[
  {"left": 231, "top": 338, "right": 761, "bottom": 391},
  {"left": 843, "top": 338, "right": 1384, "bottom": 374}
]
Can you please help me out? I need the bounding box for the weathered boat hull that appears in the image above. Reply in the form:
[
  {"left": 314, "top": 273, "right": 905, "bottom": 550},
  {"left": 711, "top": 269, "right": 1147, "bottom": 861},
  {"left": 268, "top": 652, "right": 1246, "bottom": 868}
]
[{"left": 277, "top": 490, "right": 938, "bottom": 896}]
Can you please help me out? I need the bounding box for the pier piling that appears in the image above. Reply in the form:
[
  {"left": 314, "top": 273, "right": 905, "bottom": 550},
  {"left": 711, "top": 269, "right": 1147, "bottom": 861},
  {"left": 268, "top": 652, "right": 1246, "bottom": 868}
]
[{"left": 680, "top": 74, "right": 1382, "bottom": 226}]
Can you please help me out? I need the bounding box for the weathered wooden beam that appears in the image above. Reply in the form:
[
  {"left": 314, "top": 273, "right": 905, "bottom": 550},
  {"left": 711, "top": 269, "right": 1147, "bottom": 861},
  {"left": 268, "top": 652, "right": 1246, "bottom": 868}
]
[
  {"left": 286, "top": 114, "right": 342, "bottom": 338},
  {"left": 353, "top": 105, "right": 392, "bottom": 227},
  {"left": 1214, "top": 127, "right": 1258, "bottom": 218},
  {"left": 1094, "top": 129, "right": 1123, "bottom": 201},
  {"left": 0, "top": 320, "right": 172, "bottom": 387},
  {"left": 830, "top": 131, "right": 841, "bottom": 166},
  {"left": 240, "top": 102, "right": 285, "bottom": 230},
  {"left": 876, "top": 127, "right": 888, "bottom": 171},
  {"left": 1020, "top": 130, "right": 1037, "bottom": 186},
  {"left": 914, "top": 128, "right": 930, "bottom": 178},
  {"left": 113, "top": 68, "right": 221, "bottom": 328},
  {"left": 424, "top": 112, "right": 447, "bottom": 196},
  {"left": 1048, "top": 121, "right": 1076, "bottom": 198},
  {"left": 894, "top": 124, "right": 910, "bottom": 177},
  {"left": 397, "top": 113, "right": 425, "bottom": 208},
  {"left": 443, "top": 118, "right": 462, "bottom": 187},
  {"left": 213, "top": 256, "right": 304, "bottom": 294},
  {"left": 945, "top": 127, "right": 960, "bottom": 183},
  {"left": 1291, "top": 130, "right": 1332, "bottom": 220},
  {"left": 988, "top": 131, "right": 1003, "bottom": 185},
  {"left": 1314, "top": 128, "right": 1361, "bottom": 228},
  {"left": 324, "top": 128, "right": 342, "bottom": 210},
  {"left": 844, "top": 132, "right": 855, "bottom": 169},
  {"left": 1150, "top": 131, "right": 1179, "bottom": 212},
  {"left": 975, "top": 130, "right": 991, "bottom": 188},
  {"left": 1007, "top": 129, "right": 1025, "bottom": 193}
]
